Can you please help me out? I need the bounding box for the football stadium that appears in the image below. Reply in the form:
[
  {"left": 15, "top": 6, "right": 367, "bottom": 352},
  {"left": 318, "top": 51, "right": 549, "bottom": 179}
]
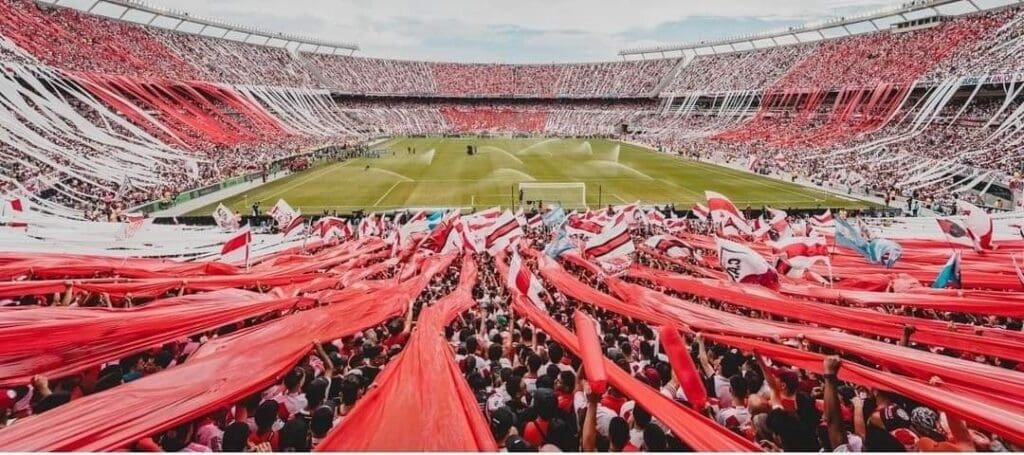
[{"left": 0, "top": 0, "right": 1024, "bottom": 452}]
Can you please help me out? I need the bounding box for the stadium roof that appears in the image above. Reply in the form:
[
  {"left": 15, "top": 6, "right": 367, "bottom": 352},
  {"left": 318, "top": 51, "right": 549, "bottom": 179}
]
[
  {"left": 36, "top": 0, "right": 360, "bottom": 54},
  {"left": 618, "top": 0, "right": 1020, "bottom": 58}
]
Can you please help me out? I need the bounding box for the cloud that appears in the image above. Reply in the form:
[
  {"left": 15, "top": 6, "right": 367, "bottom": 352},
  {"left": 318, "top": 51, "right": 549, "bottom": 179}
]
[{"left": 142, "top": 0, "right": 906, "bottom": 62}]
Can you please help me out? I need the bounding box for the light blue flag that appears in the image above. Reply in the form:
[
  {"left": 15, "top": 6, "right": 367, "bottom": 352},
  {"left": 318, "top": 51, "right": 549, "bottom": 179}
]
[
  {"left": 867, "top": 238, "right": 902, "bottom": 268},
  {"left": 545, "top": 227, "right": 575, "bottom": 258},
  {"left": 427, "top": 210, "right": 445, "bottom": 230},
  {"left": 542, "top": 204, "right": 567, "bottom": 228},
  {"left": 835, "top": 217, "right": 901, "bottom": 268},
  {"left": 932, "top": 251, "right": 961, "bottom": 289}
]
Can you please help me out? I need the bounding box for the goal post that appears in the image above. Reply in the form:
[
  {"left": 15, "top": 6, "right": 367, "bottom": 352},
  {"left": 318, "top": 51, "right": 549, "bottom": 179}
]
[{"left": 517, "top": 182, "right": 587, "bottom": 210}]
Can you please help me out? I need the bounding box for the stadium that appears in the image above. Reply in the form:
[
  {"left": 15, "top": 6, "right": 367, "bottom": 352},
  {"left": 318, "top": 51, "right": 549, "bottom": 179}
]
[{"left": 0, "top": 0, "right": 1023, "bottom": 451}]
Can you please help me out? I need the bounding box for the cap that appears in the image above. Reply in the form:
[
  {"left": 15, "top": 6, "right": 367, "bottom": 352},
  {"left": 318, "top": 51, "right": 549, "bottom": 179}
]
[
  {"left": 505, "top": 435, "right": 535, "bottom": 452},
  {"left": 910, "top": 407, "right": 943, "bottom": 440},
  {"left": 881, "top": 404, "right": 911, "bottom": 431},
  {"left": 642, "top": 366, "right": 661, "bottom": 388},
  {"left": 490, "top": 406, "right": 515, "bottom": 437}
]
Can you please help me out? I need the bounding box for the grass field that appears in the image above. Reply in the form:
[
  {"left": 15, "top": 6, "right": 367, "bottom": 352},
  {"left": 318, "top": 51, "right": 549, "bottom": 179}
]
[{"left": 190, "top": 137, "right": 873, "bottom": 215}]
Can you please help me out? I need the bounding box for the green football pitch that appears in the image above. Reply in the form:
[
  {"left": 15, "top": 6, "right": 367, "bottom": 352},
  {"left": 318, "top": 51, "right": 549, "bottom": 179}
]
[{"left": 189, "top": 137, "right": 873, "bottom": 215}]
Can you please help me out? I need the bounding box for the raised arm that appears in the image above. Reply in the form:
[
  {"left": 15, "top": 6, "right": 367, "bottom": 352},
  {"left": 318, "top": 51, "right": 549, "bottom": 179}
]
[
  {"left": 60, "top": 281, "right": 74, "bottom": 306},
  {"left": 581, "top": 379, "right": 600, "bottom": 452},
  {"left": 822, "top": 356, "right": 845, "bottom": 450},
  {"left": 695, "top": 333, "right": 715, "bottom": 377},
  {"left": 899, "top": 324, "right": 916, "bottom": 347},
  {"left": 313, "top": 339, "right": 335, "bottom": 378}
]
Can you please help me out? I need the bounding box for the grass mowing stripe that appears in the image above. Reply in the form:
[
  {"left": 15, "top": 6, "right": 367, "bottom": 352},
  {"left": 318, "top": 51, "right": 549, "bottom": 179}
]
[{"left": 188, "top": 137, "right": 877, "bottom": 215}]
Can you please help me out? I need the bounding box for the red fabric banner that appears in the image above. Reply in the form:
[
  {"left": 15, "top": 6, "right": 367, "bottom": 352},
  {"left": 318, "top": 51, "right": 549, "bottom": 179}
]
[
  {"left": 658, "top": 325, "right": 707, "bottom": 410},
  {"left": 629, "top": 265, "right": 1024, "bottom": 363},
  {"left": 615, "top": 267, "right": 1024, "bottom": 405},
  {"left": 0, "top": 290, "right": 298, "bottom": 386},
  {"left": 703, "top": 333, "right": 1024, "bottom": 447},
  {"left": 318, "top": 256, "right": 498, "bottom": 451},
  {"left": 494, "top": 253, "right": 761, "bottom": 452},
  {"left": 574, "top": 310, "right": 608, "bottom": 395},
  {"left": 0, "top": 254, "right": 455, "bottom": 451}
]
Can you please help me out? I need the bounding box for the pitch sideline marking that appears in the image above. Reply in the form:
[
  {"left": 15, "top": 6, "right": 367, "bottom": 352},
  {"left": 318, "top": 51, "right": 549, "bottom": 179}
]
[
  {"left": 373, "top": 181, "right": 404, "bottom": 207},
  {"left": 687, "top": 161, "right": 821, "bottom": 202},
  {"left": 256, "top": 160, "right": 354, "bottom": 204}
]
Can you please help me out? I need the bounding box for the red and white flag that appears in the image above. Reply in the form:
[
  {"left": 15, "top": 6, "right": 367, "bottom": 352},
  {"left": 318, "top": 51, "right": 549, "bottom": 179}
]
[
  {"left": 644, "top": 235, "right": 693, "bottom": 259},
  {"left": 527, "top": 214, "right": 543, "bottom": 229},
  {"left": 115, "top": 213, "right": 146, "bottom": 241},
  {"left": 705, "top": 191, "right": 745, "bottom": 224},
  {"left": 665, "top": 212, "right": 689, "bottom": 233},
  {"left": 1, "top": 197, "right": 23, "bottom": 218},
  {"left": 313, "top": 217, "right": 351, "bottom": 242},
  {"left": 716, "top": 237, "right": 779, "bottom": 289},
  {"left": 460, "top": 218, "right": 486, "bottom": 253},
  {"left": 566, "top": 215, "right": 604, "bottom": 238},
  {"left": 614, "top": 202, "right": 640, "bottom": 225},
  {"left": 421, "top": 213, "right": 460, "bottom": 253},
  {"left": 751, "top": 216, "right": 771, "bottom": 240},
  {"left": 268, "top": 199, "right": 298, "bottom": 226},
  {"left": 585, "top": 217, "right": 630, "bottom": 264},
  {"left": 221, "top": 226, "right": 252, "bottom": 266},
  {"left": 811, "top": 209, "right": 834, "bottom": 226},
  {"left": 769, "top": 236, "right": 830, "bottom": 271},
  {"left": 439, "top": 219, "right": 467, "bottom": 254},
  {"left": 212, "top": 203, "right": 238, "bottom": 231},
  {"left": 358, "top": 214, "right": 381, "bottom": 238},
  {"left": 719, "top": 217, "right": 750, "bottom": 238},
  {"left": 644, "top": 209, "right": 666, "bottom": 228},
  {"left": 485, "top": 211, "right": 524, "bottom": 254},
  {"left": 389, "top": 228, "right": 402, "bottom": 258},
  {"left": 465, "top": 207, "right": 501, "bottom": 232},
  {"left": 508, "top": 250, "right": 547, "bottom": 310},
  {"left": 766, "top": 207, "right": 791, "bottom": 238},
  {"left": 692, "top": 203, "right": 709, "bottom": 222},
  {"left": 936, "top": 218, "right": 977, "bottom": 250},
  {"left": 281, "top": 214, "right": 305, "bottom": 238},
  {"left": 956, "top": 201, "right": 995, "bottom": 250},
  {"left": 515, "top": 209, "right": 528, "bottom": 228}
]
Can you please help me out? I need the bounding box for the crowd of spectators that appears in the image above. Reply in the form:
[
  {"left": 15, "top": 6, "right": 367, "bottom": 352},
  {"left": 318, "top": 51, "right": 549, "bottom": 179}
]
[
  {"left": 309, "top": 55, "right": 438, "bottom": 95},
  {"left": 513, "top": 65, "right": 563, "bottom": 97},
  {"left": 3, "top": 0, "right": 1024, "bottom": 214},
  {"left": 441, "top": 107, "right": 549, "bottom": 134},
  {"left": 0, "top": 0, "right": 204, "bottom": 81},
  {"left": 663, "top": 44, "right": 817, "bottom": 95},
  {"left": 432, "top": 63, "right": 518, "bottom": 96},
  {"left": 632, "top": 89, "right": 1023, "bottom": 212},
  {"left": 152, "top": 29, "right": 319, "bottom": 89},
  {"left": 771, "top": 15, "right": 1004, "bottom": 93},
  {"left": 923, "top": 8, "right": 1024, "bottom": 81},
  {"left": 556, "top": 59, "right": 679, "bottom": 98},
  {"left": 7, "top": 213, "right": 1023, "bottom": 451},
  {"left": 4, "top": 0, "right": 1024, "bottom": 101},
  {"left": 446, "top": 231, "right": 1023, "bottom": 451}
]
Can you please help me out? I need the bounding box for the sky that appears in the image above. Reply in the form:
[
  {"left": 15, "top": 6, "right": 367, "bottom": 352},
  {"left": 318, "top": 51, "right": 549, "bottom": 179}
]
[{"left": 99, "top": 0, "right": 921, "bottom": 62}]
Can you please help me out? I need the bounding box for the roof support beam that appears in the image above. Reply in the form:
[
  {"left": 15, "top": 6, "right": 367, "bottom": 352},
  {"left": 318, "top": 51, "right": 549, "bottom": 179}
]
[
  {"left": 30, "top": 0, "right": 360, "bottom": 55},
  {"left": 617, "top": 0, "right": 965, "bottom": 56}
]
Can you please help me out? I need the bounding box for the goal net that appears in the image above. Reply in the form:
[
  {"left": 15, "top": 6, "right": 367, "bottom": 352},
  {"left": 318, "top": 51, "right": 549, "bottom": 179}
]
[{"left": 518, "top": 182, "right": 587, "bottom": 210}]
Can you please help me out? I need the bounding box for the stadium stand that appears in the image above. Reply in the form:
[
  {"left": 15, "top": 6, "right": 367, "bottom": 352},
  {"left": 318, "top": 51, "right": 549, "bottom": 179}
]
[{"left": 661, "top": 44, "right": 818, "bottom": 94}]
